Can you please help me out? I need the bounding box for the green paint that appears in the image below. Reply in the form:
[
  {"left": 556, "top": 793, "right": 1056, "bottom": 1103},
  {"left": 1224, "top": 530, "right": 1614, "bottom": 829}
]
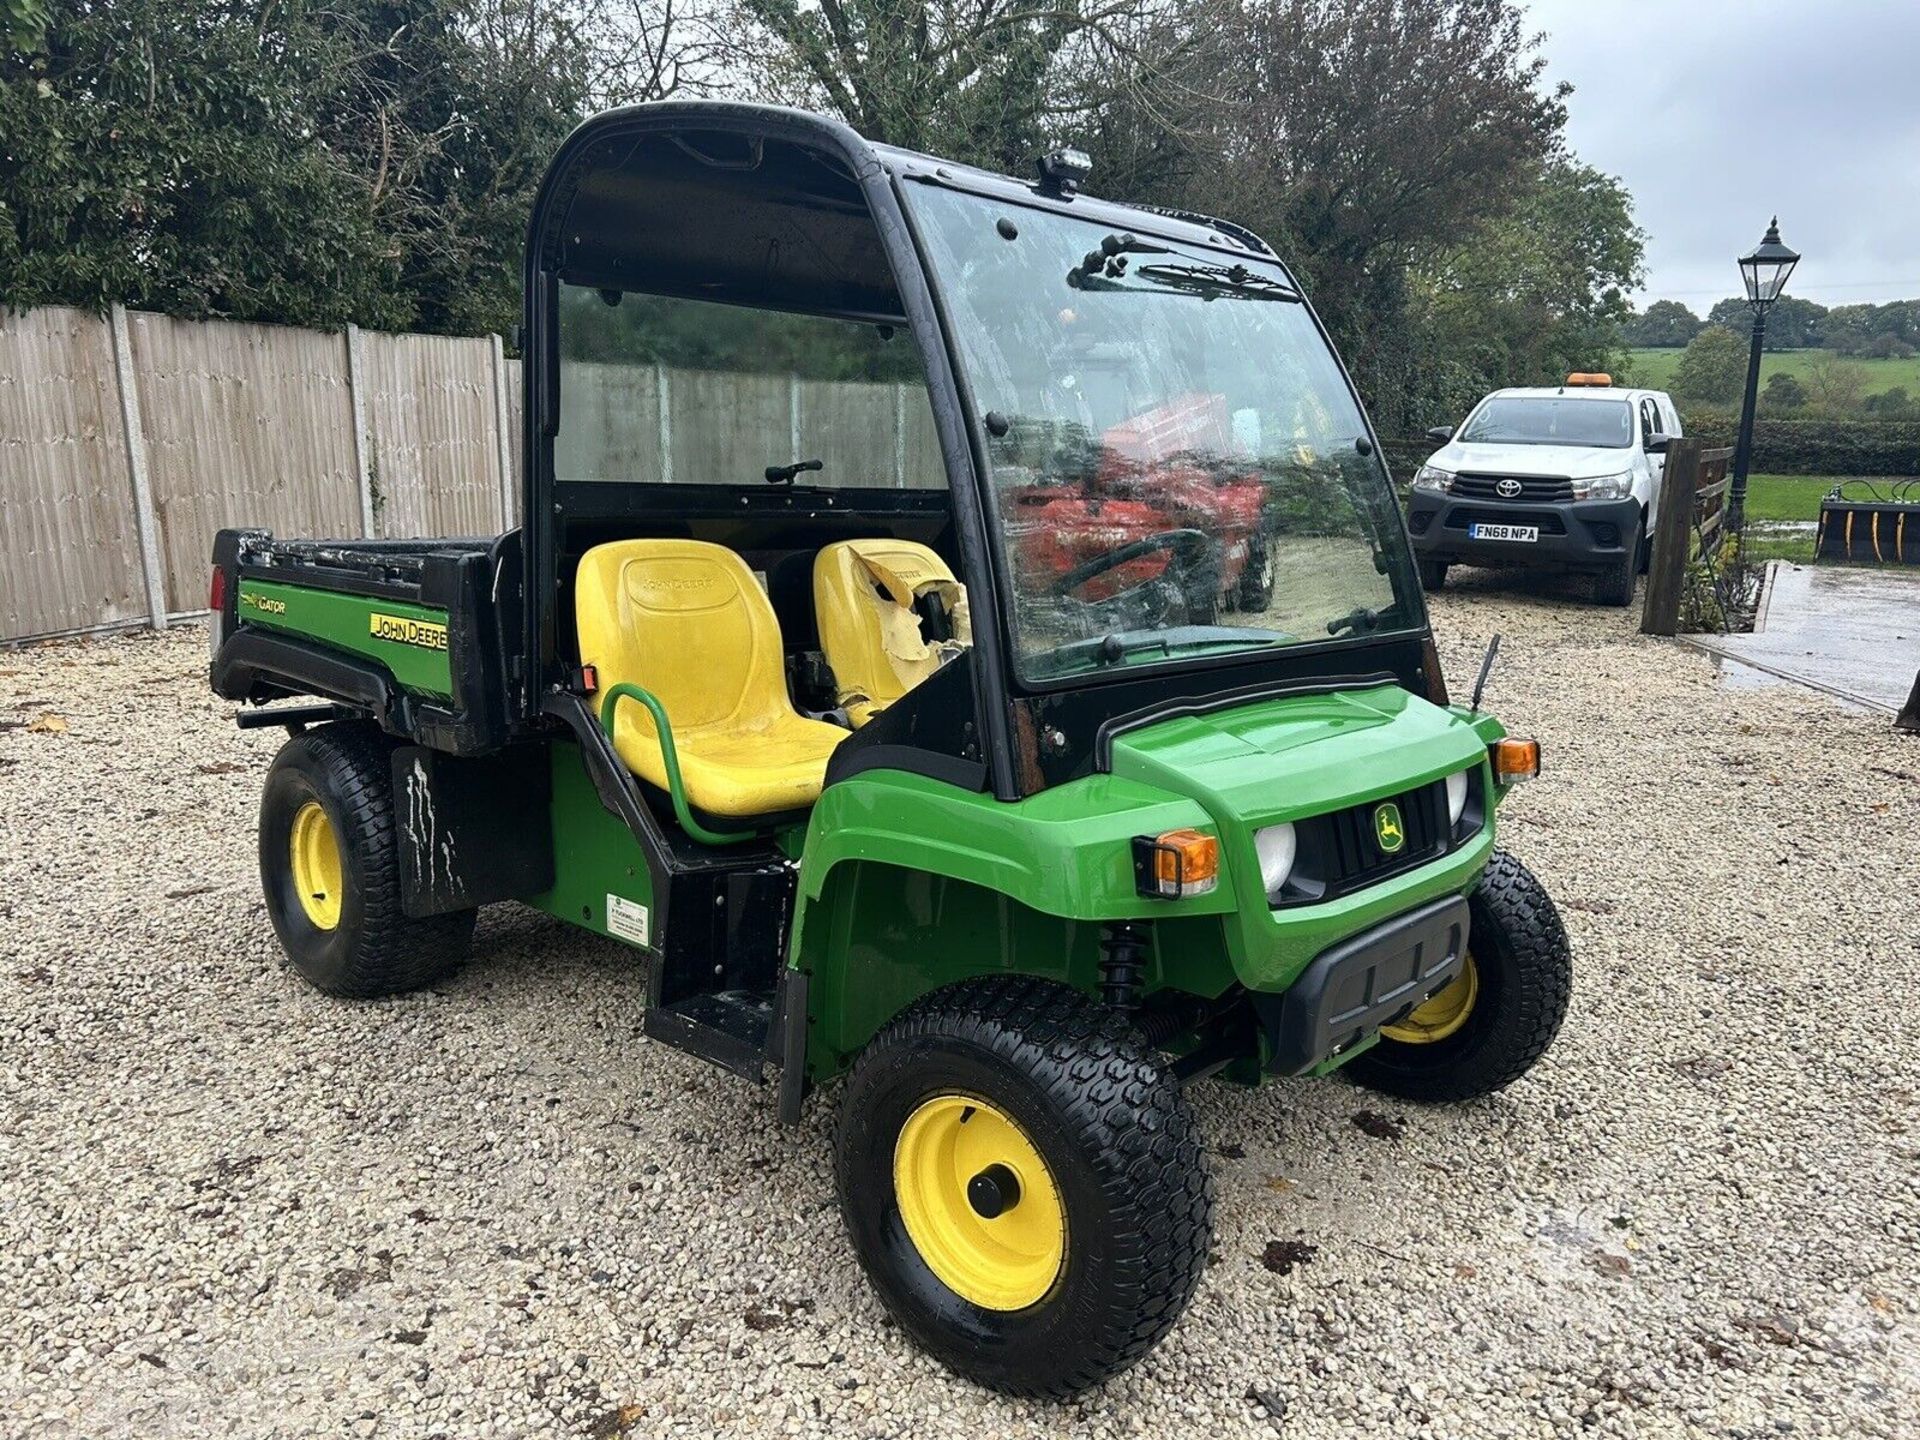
[
  {"left": 236, "top": 579, "right": 454, "bottom": 696},
  {"left": 599, "top": 682, "right": 756, "bottom": 846},
  {"left": 523, "top": 740, "right": 656, "bottom": 950},
  {"left": 789, "top": 686, "right": 1505, "bottom": 1077}
]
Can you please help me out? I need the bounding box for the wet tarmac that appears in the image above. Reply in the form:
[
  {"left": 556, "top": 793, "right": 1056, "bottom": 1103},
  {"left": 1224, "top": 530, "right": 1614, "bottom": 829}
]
[{"left": 1686, "top": 562, "right": 1920, "bottom": 713}]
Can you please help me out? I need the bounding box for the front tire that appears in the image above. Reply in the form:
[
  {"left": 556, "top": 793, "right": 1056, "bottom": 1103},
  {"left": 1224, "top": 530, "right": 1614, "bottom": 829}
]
[
  {"left": 1345, "top": 851, "right": 1570, "bottom": 1103},
  {"left": 259, "top": 723, "right": 474, "bottom": 997},
  {"left": 835, "top": 977, "right": 1211, "bottom": 1397},
  {"left": 1417, "top": 556, "right": 1448, "bottom": 591}
]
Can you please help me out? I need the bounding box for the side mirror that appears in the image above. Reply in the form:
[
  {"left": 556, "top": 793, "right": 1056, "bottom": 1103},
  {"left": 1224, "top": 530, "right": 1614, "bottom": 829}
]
[
  {"left": 1645, "top": 432, "right": 1673, "bottom": 454},
  {"left": 1425, "top": 425, "right": 1454, "bottom": 444}
]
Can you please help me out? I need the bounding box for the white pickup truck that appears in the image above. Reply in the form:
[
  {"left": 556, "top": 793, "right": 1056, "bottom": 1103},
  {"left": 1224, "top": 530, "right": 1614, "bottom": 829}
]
[{"left": 1404, "top": 375, "right": 1684, "bottom": 606}]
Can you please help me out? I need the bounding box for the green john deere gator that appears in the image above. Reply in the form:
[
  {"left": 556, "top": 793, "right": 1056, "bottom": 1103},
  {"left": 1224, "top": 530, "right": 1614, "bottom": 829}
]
[{"left": 209, "top": 100, "right": 1571, "bottom": 1396}]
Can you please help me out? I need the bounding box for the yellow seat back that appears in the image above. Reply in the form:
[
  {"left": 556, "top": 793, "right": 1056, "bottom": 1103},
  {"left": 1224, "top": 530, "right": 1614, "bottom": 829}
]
[
  {"left": 813, "top": 540, "right": 970, "bottom": 726},
  {"left": 576, "top": 539, "right": 843, "bottom": 817}
]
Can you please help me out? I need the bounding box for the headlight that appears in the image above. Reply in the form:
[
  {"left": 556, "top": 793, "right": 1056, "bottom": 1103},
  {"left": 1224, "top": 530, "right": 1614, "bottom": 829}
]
[
  {"left": 1445, "top": 769, "right": 1469, "bottom": 826},
  {"left": 1412, "top": 464, "right": 1455, "bottom": 493},
  {"left": 1571, "top": 471, "right": 1631, "bottom": 500},
  {"left": 1254, "top": 822, "right": 1297, "bottom": 894}
]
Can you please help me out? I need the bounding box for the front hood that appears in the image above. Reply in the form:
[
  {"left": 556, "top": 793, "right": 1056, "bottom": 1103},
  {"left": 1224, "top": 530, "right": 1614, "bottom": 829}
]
[
  {"left": 1434, "top": 441, "right": 1633, "bottom": 480},
  {"left": 1107, "top": 682, "right": 1486, "bottom": 824}
]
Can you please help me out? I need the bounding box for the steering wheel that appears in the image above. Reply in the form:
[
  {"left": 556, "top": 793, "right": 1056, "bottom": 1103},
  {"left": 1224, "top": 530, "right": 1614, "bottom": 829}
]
[{"left": 1049, "top": 528, "right": 1219, "bottom": 628}]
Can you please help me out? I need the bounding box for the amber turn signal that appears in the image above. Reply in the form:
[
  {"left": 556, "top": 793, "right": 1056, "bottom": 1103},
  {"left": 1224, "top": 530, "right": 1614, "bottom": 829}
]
[
  {"left": 1491, "top": 737, "right": 1541, "bottom": 784},
  {"left": 1132, "top": 827, "right": 1219, "bottom": 900}
]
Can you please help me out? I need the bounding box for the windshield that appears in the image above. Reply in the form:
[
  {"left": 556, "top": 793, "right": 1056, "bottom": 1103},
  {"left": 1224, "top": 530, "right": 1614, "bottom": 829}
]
[
  {"left": 908, "top": 185, "right": 1422, "bottom": 681},
  {"left": 1461, "top": 396, "right": 1633, "bottom": 449}
]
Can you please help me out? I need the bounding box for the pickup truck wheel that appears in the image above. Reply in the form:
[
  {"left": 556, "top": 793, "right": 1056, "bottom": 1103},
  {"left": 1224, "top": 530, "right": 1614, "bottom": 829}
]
[
  {"left": 835, "top": 976, "right": 1211, "bottom": 1397},
  {"left": 259, "top": 723, "right": 474, "bottom": 997},
  {"left": 1594, "top": 542, "right": 1636, "bottom": 607},
  {"left": 1417, "top": 557, "right": 1448, "bottom": 591},
  {"left": 1344, "top": 850, "right": 1570, "bottom": 1103}
]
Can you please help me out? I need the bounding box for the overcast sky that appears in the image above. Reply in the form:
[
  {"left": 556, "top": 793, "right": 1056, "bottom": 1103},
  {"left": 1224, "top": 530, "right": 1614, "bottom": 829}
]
[{"left": 1525, "top": 0, "right": 1920, "bottom": 312}]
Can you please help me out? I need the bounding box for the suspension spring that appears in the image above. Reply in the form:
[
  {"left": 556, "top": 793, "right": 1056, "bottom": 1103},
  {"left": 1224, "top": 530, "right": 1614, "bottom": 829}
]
[{"left": 1098, "top": 920, "right": 1150, "bottom": 1010}]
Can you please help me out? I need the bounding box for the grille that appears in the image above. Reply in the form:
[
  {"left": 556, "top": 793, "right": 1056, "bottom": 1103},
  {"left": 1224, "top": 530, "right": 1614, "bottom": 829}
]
[
  {"left": 1453, "top": 473, "right": 1574, "bottom": 503},
  {"left": 1273, "top": 778, "right": 1472, "bottom": 907}
]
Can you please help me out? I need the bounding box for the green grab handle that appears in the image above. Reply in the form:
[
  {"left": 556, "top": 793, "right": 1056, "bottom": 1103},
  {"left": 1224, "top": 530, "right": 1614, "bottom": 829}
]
[{"left": 599, "top": 682, "right": 756, "bottom": 846}]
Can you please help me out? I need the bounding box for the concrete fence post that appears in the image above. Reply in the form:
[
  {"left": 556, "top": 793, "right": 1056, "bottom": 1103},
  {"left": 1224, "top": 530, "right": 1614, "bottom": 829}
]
[
  {"left": 344, "top": 324, "right": 375, "bottom": 538},
  {"left": 109, "top": 305, "right": 167, "bottom": 630},
  {"left": 489, "top": 333, "right": 514, "bottom": 528},
  {"left": 655, "top": 365, "right": 672, "bottom": 484},
  {"left": 894, "top": 386, "right": 907, "bottom": 488}
]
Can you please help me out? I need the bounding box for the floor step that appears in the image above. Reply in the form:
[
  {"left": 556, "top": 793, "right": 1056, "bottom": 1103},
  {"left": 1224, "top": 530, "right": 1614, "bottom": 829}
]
[{"left": 642, "top": 989, "right": 772, "bottom": 1081}]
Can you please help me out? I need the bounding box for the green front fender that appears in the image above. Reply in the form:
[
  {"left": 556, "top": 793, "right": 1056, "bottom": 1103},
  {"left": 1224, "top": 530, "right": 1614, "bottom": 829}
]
[{"left": 788, "top": 768, "right": 1244, "bottom": 1080}]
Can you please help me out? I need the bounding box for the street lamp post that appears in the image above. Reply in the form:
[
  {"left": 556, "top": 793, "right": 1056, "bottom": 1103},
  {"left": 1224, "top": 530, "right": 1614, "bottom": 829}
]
[{"left": 1728, "top": 217, "right": 1800, "bottom": 536}]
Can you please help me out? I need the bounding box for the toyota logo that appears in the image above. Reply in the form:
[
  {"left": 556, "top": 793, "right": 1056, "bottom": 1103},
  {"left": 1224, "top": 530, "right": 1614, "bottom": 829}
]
[{"left": 1494, "top": 477, "right": 1524, "bottom": 498}]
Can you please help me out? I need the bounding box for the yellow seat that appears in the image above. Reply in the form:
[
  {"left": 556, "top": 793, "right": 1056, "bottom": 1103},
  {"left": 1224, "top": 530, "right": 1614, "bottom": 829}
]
[
  {"left": 575, "top": 540, "right": 845, "bottom": 819},
  {"left": 813, "top": 540, "right": 971, "bottom": 726}
]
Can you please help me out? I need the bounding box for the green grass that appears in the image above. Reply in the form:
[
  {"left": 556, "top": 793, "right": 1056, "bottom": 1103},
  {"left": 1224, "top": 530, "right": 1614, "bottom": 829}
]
[
  {"left": 1625, "top": 346, "right": 1920, "bottom": 395},
  {"left": 1742, "top": 473, "right": 1833, "bottom": 524}
]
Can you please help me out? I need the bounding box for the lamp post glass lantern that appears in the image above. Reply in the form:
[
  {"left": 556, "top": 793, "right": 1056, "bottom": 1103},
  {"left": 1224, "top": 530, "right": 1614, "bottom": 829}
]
[{"left": 1729, "top": 218, "right": 1800, "bottom": 533}]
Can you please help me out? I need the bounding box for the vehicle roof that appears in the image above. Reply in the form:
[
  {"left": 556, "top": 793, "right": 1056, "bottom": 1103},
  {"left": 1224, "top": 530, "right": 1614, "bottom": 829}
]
[
  {"left": 867, "top": 140, "right": 1276, "bottom": 263},
  {"left": 1481, "top": 385, "right": 1669, "bottom": 402}
]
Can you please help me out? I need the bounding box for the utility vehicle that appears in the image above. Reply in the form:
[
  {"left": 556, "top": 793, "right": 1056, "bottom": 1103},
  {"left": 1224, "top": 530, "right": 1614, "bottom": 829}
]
[
  {"left": 209, "top": 101, "right": 1571, "bottom": 1397},
  {"left": 1408, "top": 375, "right": 1684, "bottom": 605}
]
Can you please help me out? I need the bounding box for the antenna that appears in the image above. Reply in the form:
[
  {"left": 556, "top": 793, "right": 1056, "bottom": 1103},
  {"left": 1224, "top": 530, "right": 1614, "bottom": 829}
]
[{"left": 1469, "top": 634, "right": 1502, "bottom": 712}]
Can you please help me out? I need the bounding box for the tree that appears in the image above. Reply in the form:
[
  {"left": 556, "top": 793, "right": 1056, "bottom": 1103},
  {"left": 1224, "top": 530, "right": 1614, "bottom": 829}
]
[
  {"left": 1069, "top": 0, "right": 1572, "bottom": 432},
  {"left": 1762, "top": 372, "right": 1806, "bottom": 410},
  {"left": 724, "top": 0, "right": 1158, "bottom": 168},
  {"left": 1706, "top": 294, "right": 1825, "bottom": 350},
  {"left": 1419, "top": 159, "right": 1643, "bottom": 392},
  {"left": 1, "top": 0, "right": 700, "bottom": 335},
  {"left": 1670, "top": 325, "right": 1747, "bottom": 404},
  {"left": 1624, "top": 299, "right": 1702, "bottom": 348},
  {"left": 1864, "top": 387, "right": 1917, "bottom": 419},
  {"left": 1802, "top": 350, "right": 1870, "bottom": 414}
]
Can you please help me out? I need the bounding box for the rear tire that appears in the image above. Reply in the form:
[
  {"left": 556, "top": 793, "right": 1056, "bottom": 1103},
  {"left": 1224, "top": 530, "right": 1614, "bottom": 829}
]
[
  {"left": 259, "top": 723, "right": 474, "bottom": 997},
  {"left": 835, "top": 977, "right": 1211, "bottom": 1397},
  {"left": 1417, "top": 557, "right": 1448, "bottom": 591},
  {"left": 1344, "top": 851, "right": 1570, "bottom": 1103}
]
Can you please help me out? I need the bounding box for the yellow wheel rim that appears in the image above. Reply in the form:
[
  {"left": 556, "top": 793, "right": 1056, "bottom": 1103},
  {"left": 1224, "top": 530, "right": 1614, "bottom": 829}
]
[
  {"left": 893, "top": 1095, "right": 1066, "bottom": 1311},
  {"left": 1381, "top": 953, "right": 1479, "bottom": 1045},
  {"left": 289, "top": 800, "right": 344, "bottom": 931}
]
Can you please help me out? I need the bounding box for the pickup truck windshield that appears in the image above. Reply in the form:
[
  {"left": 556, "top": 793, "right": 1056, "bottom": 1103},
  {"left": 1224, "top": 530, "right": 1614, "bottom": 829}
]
[
  {"left": 1461, "top": 396, "right": 1633, "bottom": 449},
  {"left": 907, "top": 184, "right": 1421, "bottom": 682}
]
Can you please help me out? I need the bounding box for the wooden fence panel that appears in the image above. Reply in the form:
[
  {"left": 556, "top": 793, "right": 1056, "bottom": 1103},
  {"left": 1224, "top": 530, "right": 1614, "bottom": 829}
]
[
  {"left": 360, "top": 331, "right": 504, "bottom": 538},
  {"left": 0, "top": 307, "right": 148, "bottom": 638},
  {"left": 128, "top": 311, "right": 363, "bottom": 612}
]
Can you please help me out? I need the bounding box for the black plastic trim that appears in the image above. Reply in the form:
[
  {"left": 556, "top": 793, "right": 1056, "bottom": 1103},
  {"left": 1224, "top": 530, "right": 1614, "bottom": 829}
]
[{"left": 1256, "top": 894, "right": 1470, "bottom": 1075}]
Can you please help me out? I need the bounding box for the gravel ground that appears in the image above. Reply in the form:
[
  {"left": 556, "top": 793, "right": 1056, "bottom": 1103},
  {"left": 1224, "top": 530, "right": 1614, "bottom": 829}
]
[{"left": 2, "top": 576, "right": 1916, "bottom": 1439}]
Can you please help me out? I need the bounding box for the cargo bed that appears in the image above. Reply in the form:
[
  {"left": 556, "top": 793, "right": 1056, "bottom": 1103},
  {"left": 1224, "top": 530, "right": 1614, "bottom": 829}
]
[{"left": 209, "top": 528, "right": 525, "bottom": 754}]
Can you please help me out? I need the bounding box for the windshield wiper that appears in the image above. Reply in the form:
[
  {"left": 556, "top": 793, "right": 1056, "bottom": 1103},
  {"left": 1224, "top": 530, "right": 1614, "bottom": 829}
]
[
  {"left": 1128, "top": 261, "right": 1302, "bottom": 303},
  {"left": 1034, "top": 625, "right": 1290, "bottom": 672}
]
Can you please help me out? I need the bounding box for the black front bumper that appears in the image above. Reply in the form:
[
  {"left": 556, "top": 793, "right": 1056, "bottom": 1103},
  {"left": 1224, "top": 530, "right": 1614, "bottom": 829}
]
[
  {"left": 1255, "top": 895, "right": 1470, "bottom": 1075},
  {"left": 1406, "top": 492, "right": 1639, "bottom": 570}
]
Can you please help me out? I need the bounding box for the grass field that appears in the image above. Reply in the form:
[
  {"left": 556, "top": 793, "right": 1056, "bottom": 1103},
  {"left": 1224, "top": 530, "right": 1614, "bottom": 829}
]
[{"left": 1625, "top": 346, "right": 1920, "bottom": 395}]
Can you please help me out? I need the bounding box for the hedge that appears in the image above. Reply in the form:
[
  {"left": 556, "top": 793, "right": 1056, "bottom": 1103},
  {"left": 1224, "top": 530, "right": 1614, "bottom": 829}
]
[{"left": 1676, "top": 411, "right": 1920, "bottom": 476}]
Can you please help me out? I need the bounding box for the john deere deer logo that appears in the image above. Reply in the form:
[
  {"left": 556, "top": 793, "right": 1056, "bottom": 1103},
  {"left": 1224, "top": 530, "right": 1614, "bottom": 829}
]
[{"left": 1373, "top": 801, "right": 1406, "bottom": 854}]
